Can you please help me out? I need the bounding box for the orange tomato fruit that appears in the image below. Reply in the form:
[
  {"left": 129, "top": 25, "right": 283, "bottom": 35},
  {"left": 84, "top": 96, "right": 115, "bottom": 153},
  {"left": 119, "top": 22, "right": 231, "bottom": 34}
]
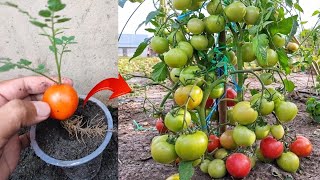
[{"left": 43, "top": 84, "right": 79, "bottom": 120}]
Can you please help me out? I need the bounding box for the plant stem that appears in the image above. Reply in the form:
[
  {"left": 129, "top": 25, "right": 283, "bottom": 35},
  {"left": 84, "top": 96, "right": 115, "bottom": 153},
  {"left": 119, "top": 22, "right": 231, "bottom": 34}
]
[
  {"left": 160, "top": 82, "right": 179, "bottom": 108},
  {"left": 51, "top": 13, "right": 61, "bottom": 84},
  {"left": 19, "top": 64, "right": 58, "bottom": 84},
  {"left": 235, "top": 27, "right": 244, "bottom": 101},
  {"left": 218, "top": 30, "right": 227, "bottom": 134}
]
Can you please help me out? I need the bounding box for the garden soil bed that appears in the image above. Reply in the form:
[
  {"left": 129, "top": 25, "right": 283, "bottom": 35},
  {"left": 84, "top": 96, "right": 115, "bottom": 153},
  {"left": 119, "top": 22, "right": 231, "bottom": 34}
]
[
  {"left": 10, "top": 103, "right": 118, "bottom": 180},
  {"left": 118, "top": 72, "right": 320, "bottom": 180}
]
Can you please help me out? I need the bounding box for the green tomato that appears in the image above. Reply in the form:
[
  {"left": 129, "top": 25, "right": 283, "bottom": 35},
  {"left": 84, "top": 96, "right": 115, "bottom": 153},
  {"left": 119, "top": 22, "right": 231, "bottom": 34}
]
[
  {"left": 271, "top": 124, "right": 285, "bottom": 140},
  {"left": 207, "top": 34, "right": 215, "bottom": 48},
  {"left": 179, "top": 66, "right": 204, "bottom": 86},
  {"left": 164, "top": 108, "right": 191, "bottom": 132},
  {"left": 204, "top": 15, "right": 225, "bottom": 34},
  {"left": 170, "top": 68, "right": 182, "bottom": 83},
  {"left": 260, "top": 72, "right": 273, "bottom": 85},
  {"left": 255, "top": 147, "right": 273, "bottom": 163},
  {"left": 276, "top": 152, "right": 300, "bottom": 173},
  {"left": 267, "top": 87, "right": 284, "bottom": 104},
  {"left": 226, "top": 51, "right": 237, "bottom": 65},
  {"left": 253, "top": 98, "right": 274, "bottom": 116},
  {"left": 257, "top": 49, "right": 278, "bottom": 68},
  {"left": 192, "top": 158, "right": 202, "bottom": 167},
  {"left": 175, "top": 131, "right": 208, "bottom": 161},
  {"left": 208, "top": 159, "right": 227, "bottom": 178},
  {"left": 249, "top": 155, "right": 257, "bottom": 169},
  {"left": 187, "top": 18, "right": 205, "bottom": 35},
  {"left": 232, "top": 101, "right": 258, "bottom": 125},
  {"left": 190, "top": 35, "right": 209, "bottom": 51},
  {"left": 224, "top": 1, "right": 246, "bottom": 22},
  {"left": 200, "top": 159, "right": 211, "bottom": 173},
  {"left": 244, "top": 6, "right": 260, "bottom": 25},
  {"left": 214, "top": 148, "right": 228, "bottom": 159},
  {"left": 168, "top": 31, "right": 186, "bottom": 44},
  {"left": 150, "top": 36, "right": 169, "bottom": 54},
  {"left": 188, "top": 0, "right": 203, "bottom": 10},
  {"left": 233, "top": 125, "right": 256, "bottom": 147},
  {"left": 209, "top": 83, "right": 224, "bottom": 99},
  {"left": 177, "top": 41, "right": 194, "bottom": 59},
  {"left": 275, "top": 101, "right": 298, "bottom": 123},
  {"left": 173, "top": 0, "right": 192, "bottom": 10},
  {"left": 227, "top": 109, "right": 236, "bottom": 125},
  {"left": 174, "top": 85, "right": 203, "bottom": 110},
  {"left": 207, "top": 0, "right": 223, "bottom": 15},
  {"left": 273, "top": 34, "right": 286, "bottom": 48},
  {"left": 241, "top": 42, "right": 256, "bottom": 62},
  {"left": 164, "top": 48, "right": 188, "bottom": 68},
  {"left": 255, "top": 124, "right": 270, "bottom": 140},
  {"left": 151, "top": 135, "right": 178, "bottom": 164}
]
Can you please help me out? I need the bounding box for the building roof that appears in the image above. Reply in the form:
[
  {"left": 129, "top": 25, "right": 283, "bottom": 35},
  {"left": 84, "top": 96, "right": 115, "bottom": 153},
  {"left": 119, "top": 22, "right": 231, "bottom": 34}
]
[{"left": 118, "top": 34, "right": 149, "bottom": 48}]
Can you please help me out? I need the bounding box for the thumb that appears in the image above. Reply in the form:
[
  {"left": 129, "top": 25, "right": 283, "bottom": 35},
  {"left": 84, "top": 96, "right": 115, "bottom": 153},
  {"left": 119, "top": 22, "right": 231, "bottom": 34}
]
[{"left": 0, "top": 99, "right": 50, "bottom": 141}]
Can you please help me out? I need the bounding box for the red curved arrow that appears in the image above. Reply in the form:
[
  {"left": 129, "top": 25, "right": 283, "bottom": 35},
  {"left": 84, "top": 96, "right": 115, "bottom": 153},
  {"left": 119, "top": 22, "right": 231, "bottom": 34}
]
[{"left": 83, "top": 74, "right": 131, "bottom": 106}]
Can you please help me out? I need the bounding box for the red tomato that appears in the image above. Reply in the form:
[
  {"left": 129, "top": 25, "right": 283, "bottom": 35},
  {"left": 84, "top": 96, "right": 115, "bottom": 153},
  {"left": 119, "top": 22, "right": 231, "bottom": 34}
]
[
  {"left": 43, "top": 84, "right": 78, "bottom": 120},
  {"left": 226, "top": 88, "right": 237, "bottom": 106},
  {"left": 156, "top": 118, "right": 168, "bottom": 134},
  {"left": 205, "top": 98, "right": 214, "bottom": 108},
  {"left": 226, "top": 153, "right": 251, "bottom": 178},
  {"left": 289, "top": 136, "right": 313, "bottom": 157},
  {"left": 207, "top": 135, "right": 220, "bottom": 152},
  {"left": 260, "top": 136, "right": 284, "bottom": 159}
]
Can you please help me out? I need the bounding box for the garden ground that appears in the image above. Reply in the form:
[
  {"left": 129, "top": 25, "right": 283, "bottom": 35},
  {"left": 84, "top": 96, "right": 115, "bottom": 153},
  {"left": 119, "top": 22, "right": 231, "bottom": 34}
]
[{"left": 118, "top": 57, "right": 320, "bottom": 180}]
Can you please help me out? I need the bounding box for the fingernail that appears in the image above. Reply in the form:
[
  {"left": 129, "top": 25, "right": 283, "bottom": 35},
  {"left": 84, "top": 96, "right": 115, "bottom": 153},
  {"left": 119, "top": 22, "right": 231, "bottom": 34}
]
[{"left": 32, "top": 101, "right": 51, "bottom": 118}]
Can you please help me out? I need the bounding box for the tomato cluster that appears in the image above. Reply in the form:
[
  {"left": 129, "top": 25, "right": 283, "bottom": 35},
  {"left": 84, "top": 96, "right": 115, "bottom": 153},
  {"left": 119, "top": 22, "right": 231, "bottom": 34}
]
[{"left": 144, "top": 0, "right": 310, "bottom": 179}]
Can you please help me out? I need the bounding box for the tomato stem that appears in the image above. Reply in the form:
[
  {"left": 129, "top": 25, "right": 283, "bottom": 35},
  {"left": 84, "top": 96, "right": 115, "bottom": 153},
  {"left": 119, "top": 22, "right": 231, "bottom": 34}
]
[{"left": 51, "top": 12, "right": 62, "bottom": 84}]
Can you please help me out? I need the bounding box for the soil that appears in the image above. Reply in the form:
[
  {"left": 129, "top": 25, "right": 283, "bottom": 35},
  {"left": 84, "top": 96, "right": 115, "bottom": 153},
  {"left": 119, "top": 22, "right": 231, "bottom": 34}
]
[
  {"left": 10, "top": 102, "right": 118, "bottom": 180},
  {"left": 36, "top": 99, "right": 105, "bottom": 160},
  {"left": 118, "top": 72, "right": 320, "bottom": 180}
]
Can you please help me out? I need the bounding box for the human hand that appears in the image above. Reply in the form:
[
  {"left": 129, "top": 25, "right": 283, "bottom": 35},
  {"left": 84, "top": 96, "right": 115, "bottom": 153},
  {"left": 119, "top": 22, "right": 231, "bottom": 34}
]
[{"left": 0, "top": 76, "right": 72, "bottom": 180}]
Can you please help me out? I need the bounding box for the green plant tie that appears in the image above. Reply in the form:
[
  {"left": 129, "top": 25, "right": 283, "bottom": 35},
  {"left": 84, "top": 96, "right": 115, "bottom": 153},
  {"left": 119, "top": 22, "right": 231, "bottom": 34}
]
[{"left": 133, "top": 120, "right": 156, "bottom": 131}]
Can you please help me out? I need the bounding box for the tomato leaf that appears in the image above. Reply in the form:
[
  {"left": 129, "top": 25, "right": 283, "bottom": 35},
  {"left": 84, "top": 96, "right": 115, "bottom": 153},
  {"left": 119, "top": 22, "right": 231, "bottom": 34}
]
[
  {"left": 129, "top": 38, "right": 150, "bottom": 61},
  {"left": 18, "top": 59, "right": 32, "bottom": 66},
  {"left": 179, "top": 161, "right": 194, "bottom": 180},
  {"left": 0, "top": 63, "right": 16, "bottom": 72},
  {"left": 269, "top": 15, "right": 298, "bottom": 36},
  {"left": 294, "top": 3, "right": 304, "bottom": 13},
  {"left": 48, "top": 0, "right": 66, "bottom": 12},
  {"left": 57, "top": 18, "right": 71, "bottom": 23},
  {"left": 35, "top": 64, "right": 47, "bottom": 73},
  {"left": 118, "top": 0, "right": 127, "bottom": 8},
  {"left": 285, "top": 0, "right": 293, "bottom": 7},
  {"left": 39, "top": 10, "right": 51, "bottom": 17},
  {"left": 252, "top": 34, "right": 269, "bottom": 65},
  {"left": 283, "top": 79, "right": 295, "bottom": 92},
  {"left": 312, "top": 10, "right": 320, "bottom": 16},
  {"left": 30, "top": 20, "right": 48, "bottom": 28},
  {"left": 151, "top": 61, "right": 168, "bottom": 82},
  {"left": 277, "top": 49, "right": 291, "bottom": 74}
]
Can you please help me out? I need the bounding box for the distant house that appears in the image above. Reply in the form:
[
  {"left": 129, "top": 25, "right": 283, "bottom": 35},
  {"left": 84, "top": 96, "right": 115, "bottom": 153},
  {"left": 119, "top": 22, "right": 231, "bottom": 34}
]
[{"left": 118, "top": 34, "right": 153, "bottom": 57}]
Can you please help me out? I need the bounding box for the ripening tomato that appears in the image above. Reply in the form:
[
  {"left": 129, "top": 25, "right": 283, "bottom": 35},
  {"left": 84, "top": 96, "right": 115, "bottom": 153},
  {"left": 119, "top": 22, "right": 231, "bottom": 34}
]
[
  {"left": 224, "top": 1, "right": 246, "bottom": 22},
  {"left": 205, "top": 98, "right": 214, "bottom": 108},
  {"left": 151, "top": 135, "right": 178, "bottom": 164},
  {"left": 207, "top": 135, "right": 220, "bottom": 152},
  {"left": 208, "top": 159, "right": 227, "bottom": 178},
  {"left": 287, "top": 42, "right": 299, "bottom": 52},
  {"left": 260, "top": 136, "right": 284, "bottom": 159},
  {"left": 255, "top": 147, "right": 273, "bottom": 163},
  {"left": 233, "top": 125, "right": 256, "bottom": 147},
  {"left": 255, "top": 124, "right": 270, "bottom": 140},
  {"left": 175, "top": 131, "right": 208, "bottom": 161},
  {"left": 220, "top": 130, "right": 237, "bottom": 150},
  {"left": 226, "top": 153, "right": 251, "bottom": 178},
  {"left": 164, "top": 48, "right": 188, "bottom": 68},
  {"left": 164, "top": 108, "right": 191, "bottom": 132},
  {"left": 289, "top": 136, "right": 313, "bottom": 157},
  {"left": 275, "top": 101, "right": 298, "bottom": 123},
  {"left": 226, "top": 88, "right": 237, "bottom": 106},
  {"left": 232, "top": 101, "right": 258, "bottom": 125},
  {"left": 43, "top": 84, "right": 78, "bottom": 120},
  {"left": 209, "top": 83, "right": 224, "bottom": 99},
  {"left": 165, "top": 173, "right": 179, "bottom": 180},
  {"left": 174, "top": 85, "right": 203, "bottom": 110},
  {"left": 156, "top": 118, "right": 168, "bottom": 134},
  {"left": 270, "top": 124, "right": 284, "bottom": 140}
]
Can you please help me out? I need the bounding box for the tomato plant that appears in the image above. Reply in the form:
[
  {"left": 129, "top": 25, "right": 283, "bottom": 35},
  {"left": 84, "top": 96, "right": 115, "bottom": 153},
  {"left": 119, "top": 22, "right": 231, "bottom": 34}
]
[
  {"left": 120, "top": 0, "right": 314, "bottom": 178},
  {"left": 0, "top": 0, "right": 79, "bottom": 120}
]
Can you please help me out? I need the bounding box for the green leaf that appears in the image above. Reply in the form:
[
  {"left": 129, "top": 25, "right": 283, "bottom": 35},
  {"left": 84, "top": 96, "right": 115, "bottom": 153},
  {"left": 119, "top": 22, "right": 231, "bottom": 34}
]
[
  {"left": 269, "top": 15, "right": 298, "bottom": 36},
  {"left": 48, "top": 0, "right": 66, "bottom": 12},
  {"left": 294, "top": 3, "right": 304, "bottom": 13},
  {"left": 151, "top": 62, "right": 168, "bottom": 82},
  {"left": 145, "top": 11, "right": 160, "bottom": 25},
  {"left": 252, "top": 34, "right": 269, "bottom": 65},
  {"left": 285, "top": 0, "right": 293, "bottom": 7},
  {"left": 178, "top": 161, "right": 194, "bottom": 180},
  {"left": 39, "top": 10, "right": 51, "bottom": 17},
  {"left": 0, "top": 63, "right": 16, "bottom": 72},
  {"left": 129, "top": 39, "right": 149, "bottom": 61},
  {"left": 312, "top": 10, "right": 320, "bottom": 16},
  {"left": 277, "top": 49, "right": 291, "bottom": 74},
  {"left": 250, "top": 89, "right": 259, "bottom": 96},
  {"left": 18, "top": 59, "right": 32, "bottom": 66},
  {"left": 283, "top": 79, "right": 295, "bottom": 92},
  {"left": 54, "top": 38, "right": 63, "bottom": 45},
  {"left": 68, "top": 36, "right": 75, "bottom": 41},
  {"left": 145, "top": 28, "right": 156, "bottom": 33},
  {"left": 35, "top": 64, "right": 47, "bottom": 73},
  {"left": 57, "top": 18, "right": 71, "bottom": 23},
  {"left": 118, "top": 0, "right": 127, "bottom": 8},
  {"left": 29, "top": 20, "right": 47, "bottom": 28},
  {"left": 49, "top": 45, "right": 56, "bottom": 52}
]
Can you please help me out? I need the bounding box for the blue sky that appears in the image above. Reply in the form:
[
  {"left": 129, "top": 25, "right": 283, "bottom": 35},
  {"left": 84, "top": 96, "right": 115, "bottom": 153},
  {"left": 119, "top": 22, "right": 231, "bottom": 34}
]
[{"left": 118, "top": 1, "right": 320, "bottom": 36}]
